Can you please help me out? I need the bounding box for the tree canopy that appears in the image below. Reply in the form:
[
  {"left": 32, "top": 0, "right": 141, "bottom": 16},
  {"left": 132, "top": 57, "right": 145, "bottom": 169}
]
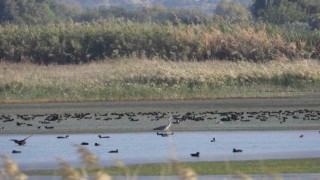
[
  {"left": 0, "top": 0, "right": 69, "bottom": 24},
  {"left": 251, "top": 0, "right": 320, "bottom": 29},
  {"left": 215, "top": 0, "right": 251, "bottom": 22},
  {"left": 0, "top": 0, "right": 319, "bottom": 30}
]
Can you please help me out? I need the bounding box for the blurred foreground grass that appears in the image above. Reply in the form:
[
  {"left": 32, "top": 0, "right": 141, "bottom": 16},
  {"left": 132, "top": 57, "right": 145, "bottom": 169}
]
[{"left": 1, "top": 146, "right": 319, "bottom": 180}]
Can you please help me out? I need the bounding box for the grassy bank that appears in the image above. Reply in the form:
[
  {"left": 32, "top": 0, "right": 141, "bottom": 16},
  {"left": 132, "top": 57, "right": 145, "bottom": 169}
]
[
  {"left": 104, "top": 158, "right": 320, "bottom": 176},
  {"left": 1, "top": 59, "right": 320, "bottom": 103},
  {"left": 24, "top": 158, "right": 320, "bottom": 176}
]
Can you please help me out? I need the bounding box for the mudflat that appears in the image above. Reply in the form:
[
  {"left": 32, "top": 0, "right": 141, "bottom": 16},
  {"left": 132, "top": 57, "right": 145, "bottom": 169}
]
[{"left": 0, "top": 93, "right": 320, "bottom": 134}]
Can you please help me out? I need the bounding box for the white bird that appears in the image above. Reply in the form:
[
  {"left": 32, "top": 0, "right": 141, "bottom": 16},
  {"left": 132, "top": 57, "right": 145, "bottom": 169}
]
[{"left": 153, "top": 117, "right": 173, "bottom": 131}]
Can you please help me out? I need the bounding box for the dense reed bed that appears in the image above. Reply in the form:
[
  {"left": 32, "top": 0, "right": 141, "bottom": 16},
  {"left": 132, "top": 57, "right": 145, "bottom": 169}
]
[
  {"left": 0, "top": 59, "right": 319, "bottom": 102},
  {"left": 0, "top": 21, "right": 319, "bottom": 64}
]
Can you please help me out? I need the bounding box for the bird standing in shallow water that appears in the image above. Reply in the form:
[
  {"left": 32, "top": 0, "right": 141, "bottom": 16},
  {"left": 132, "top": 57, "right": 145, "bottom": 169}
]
[
  {"left": 153, "top": 117, "right": 173, "bottom": 131},
  {"left": 10, "top": 135, "right": 32, "bottom": 146}
]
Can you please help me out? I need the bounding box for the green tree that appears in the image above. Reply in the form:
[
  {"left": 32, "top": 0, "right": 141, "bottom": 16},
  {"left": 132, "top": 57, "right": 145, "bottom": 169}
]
[
  {"left": 0, "top": 0, "right": 68, "bottom": 24},
  {"left": 251, "top": 0, "right": 268, "bottom": 17},
  {"left": 261, "top": 0, "right": 307, "bottom": 24},
  {"left": 251, "top": 0, "right": 308, "bottom": 25},
  {"left": 215, "top": 0, "right": 251, "bottom": 22},
  {"left": 0, "top": 0, "right": 19, "bottom": 22}
]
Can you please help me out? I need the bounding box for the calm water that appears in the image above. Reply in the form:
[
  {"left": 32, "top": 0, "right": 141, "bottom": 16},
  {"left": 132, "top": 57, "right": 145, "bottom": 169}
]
[{"left": 1, "top": 130, "right": 320, "bottom": 170}]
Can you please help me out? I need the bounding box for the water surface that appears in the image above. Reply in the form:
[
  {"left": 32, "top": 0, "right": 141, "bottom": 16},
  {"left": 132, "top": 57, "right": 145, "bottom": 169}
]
[{"left": 1, "top": 130, "right": 319, "bottom": 171}]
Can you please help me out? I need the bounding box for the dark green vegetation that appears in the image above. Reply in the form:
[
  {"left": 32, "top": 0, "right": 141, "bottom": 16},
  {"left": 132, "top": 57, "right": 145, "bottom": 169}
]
[
  {"left": 0, "top": 0, "right": 319, "bottom": 64},
  {"left": 104, "top": 158, "right": 320, "bottom": 175},
  {"left": 24, "top": 158, "right": 320, "bottom": 176},
  {"left": 0, "top": 21, "right": 319, "bottom": 64},
  {"left": 251, "top": 0, "right": 320, "bottom": 28}
]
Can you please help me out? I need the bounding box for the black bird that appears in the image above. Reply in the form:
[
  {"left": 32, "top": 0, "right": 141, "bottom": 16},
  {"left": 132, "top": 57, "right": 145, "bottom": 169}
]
[
  {"left": 81, "top": 142, "right": 89, "bottom": 145},
  {"left": 233, "top": 148, "right": 243, "bottom": 153},
  {"left": 57, "top": 135, "right": 69, "bottom": 139},
  {"left": 300, "top": 134, "right": 304, "bottom": 138},
  {"left": 190, "top": 152, "right": 200, "bottom": 157},
  {"left": 94, "top": 143, "right": 100, "bottom": 146},
  {"left": 157, "top": 132, "right": 174, "bottom": 137},
  {"left": 98, "top": 135, "right": 110, "bottom": 138},
  {"left": 45, "top": 126, "right": 54, "bottom": 129},
  {"left": 10, "top": 135, "right": 32, "bottom": 146},
  {"left": 109, "top": 149, "right": 118, "bottom": 153},
  {"left": 210, "top": 138, "right": 215, "bottom": 142},
  {"left": 12, "top": 150, "right": 22, "bottom": 154}
]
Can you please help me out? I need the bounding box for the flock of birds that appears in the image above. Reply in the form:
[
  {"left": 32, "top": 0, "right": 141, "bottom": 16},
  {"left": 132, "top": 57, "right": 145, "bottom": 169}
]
[
  {"left": 2, "top": 108, "right": 320, "bottom": 157},
  {"left": 1, "top": 109, "right": 319, "bottom": 130},
  {"left": 8, "top": 129, "right": 239, "bottom": 157},
  {"left": 9, "top": 134, "right": 118, "bottom": 154}
]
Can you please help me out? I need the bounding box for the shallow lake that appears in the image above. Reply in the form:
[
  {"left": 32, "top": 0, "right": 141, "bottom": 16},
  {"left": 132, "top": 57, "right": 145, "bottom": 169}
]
[{"left": 1, "top": 130, "right": 320, "bottom": 171}]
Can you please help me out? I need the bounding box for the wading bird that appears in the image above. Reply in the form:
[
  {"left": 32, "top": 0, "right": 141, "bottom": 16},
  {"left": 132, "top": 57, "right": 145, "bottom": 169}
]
[
  {"left": 153, "top": 117, "right": 173, "bottom": 131},
  {"left": 10, "top": 135, "right": 33, "bottom": 146}
]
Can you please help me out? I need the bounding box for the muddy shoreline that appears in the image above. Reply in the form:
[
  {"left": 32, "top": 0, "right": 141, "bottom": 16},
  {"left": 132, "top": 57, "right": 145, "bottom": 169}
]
[{"left": 0, "top": 94, "right": 320, "bottom": 134}]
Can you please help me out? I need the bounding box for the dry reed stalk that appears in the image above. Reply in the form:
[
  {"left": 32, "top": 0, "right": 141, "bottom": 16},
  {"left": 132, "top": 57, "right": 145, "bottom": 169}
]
[
  {"left": 0, "top": 155, "right": 27, "bottom": 180},
  {"left": 58, "top": 159, "right": 83, "bottom": 180}
]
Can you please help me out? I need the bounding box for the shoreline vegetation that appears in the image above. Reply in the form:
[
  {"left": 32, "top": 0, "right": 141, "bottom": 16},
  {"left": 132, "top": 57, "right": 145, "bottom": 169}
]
[
  {"left": 0, "top": 59, "right": 320, "bottom": 103},
  {"left": 24, "top": 158, "right": 320, "bottom": 176}
]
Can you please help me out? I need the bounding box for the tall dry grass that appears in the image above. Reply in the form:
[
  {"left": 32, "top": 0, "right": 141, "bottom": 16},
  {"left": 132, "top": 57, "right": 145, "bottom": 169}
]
[{"left": 0, "top": 59, "right": 319, "bottom": 102}]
